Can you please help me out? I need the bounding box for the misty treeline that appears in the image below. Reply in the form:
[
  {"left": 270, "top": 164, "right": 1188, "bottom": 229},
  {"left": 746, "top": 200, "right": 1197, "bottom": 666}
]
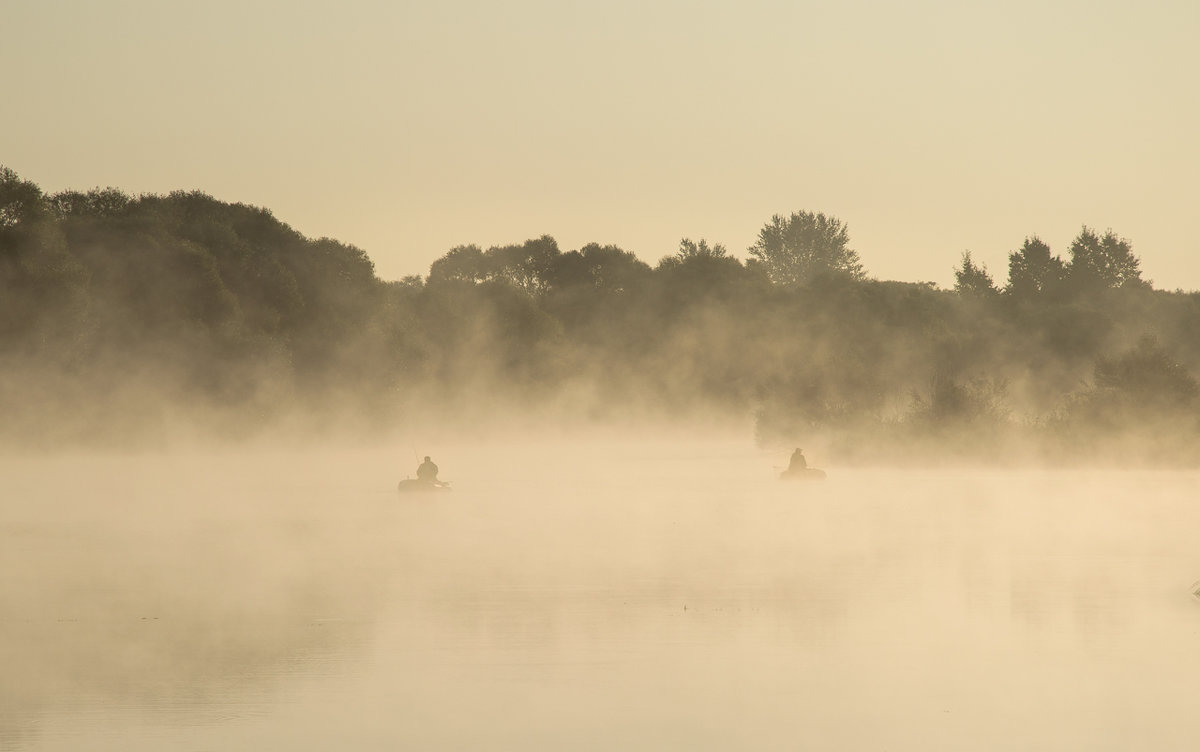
[{"left": 3, "top": 166, "right": 1199, "bottom": 463}]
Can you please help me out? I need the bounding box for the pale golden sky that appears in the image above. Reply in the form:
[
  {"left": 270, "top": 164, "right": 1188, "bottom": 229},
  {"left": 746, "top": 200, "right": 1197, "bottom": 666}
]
[{"left": 6, "top": 0, "right": 1199, "bottom": 288}]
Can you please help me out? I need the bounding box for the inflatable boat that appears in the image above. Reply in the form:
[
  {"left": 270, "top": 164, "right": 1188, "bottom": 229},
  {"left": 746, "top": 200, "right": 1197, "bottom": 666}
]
[
  {"left": 779, "top": 467, "right": 826, "bottom": 481},
  {"left": 397, "top": 478, "right": 452, "bottom": 493}
]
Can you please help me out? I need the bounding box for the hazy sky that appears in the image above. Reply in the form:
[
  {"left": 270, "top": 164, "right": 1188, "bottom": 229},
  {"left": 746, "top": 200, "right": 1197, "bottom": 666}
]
[{"left": 5, "top": 0, "right": 1199, "bottom": 288}]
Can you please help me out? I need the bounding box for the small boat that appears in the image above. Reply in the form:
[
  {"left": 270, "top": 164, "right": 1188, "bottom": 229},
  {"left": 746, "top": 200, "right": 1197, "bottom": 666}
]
[
  {"left": 779, "top": 467, "right": 826, "bottom": 481},
  {"left": 397, "top": 478, "right": 452, "bottom": 493}
]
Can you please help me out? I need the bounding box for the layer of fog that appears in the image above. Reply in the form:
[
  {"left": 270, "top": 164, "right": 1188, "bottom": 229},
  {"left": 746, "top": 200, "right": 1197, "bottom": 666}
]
[{"left": 4, "top": 433, "right": 1200, "bottom": 749}]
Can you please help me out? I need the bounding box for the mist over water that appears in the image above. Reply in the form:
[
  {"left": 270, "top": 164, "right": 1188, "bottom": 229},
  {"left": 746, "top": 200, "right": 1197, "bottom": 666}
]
[
  {"left": 4, "top": 435, "right": 1200, "bottom": 751},
  {"left": 7, "top": 8, "right": 1200, "bottom": 746}
]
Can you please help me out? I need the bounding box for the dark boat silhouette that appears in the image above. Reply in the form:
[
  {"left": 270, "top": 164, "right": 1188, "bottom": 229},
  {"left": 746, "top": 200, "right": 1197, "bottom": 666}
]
[
  {"left": 397, "top": 478, "right": 452, "bottom": 493},
  {"left": 779, "top": 467, "right": 826, "bottom": 481}
]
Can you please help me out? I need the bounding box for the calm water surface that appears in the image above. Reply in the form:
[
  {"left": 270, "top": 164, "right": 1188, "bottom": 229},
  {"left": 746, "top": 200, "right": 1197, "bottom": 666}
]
[{"left": 3, "top": 438, "right": 1200, "bottom": 750}]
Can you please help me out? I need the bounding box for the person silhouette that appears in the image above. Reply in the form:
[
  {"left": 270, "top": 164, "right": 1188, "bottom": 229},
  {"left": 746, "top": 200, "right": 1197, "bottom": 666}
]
[
  {"left": 416, "top": 455, "right": 439, "bottom": 484},
  {"left": 788, "top": 448, "right": 807, "bottom": 472}
]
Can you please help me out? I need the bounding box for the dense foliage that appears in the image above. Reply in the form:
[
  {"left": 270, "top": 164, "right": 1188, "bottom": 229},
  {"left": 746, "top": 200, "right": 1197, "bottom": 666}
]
[{"left": 3, "top": 167, "right": 1198, "bottom": 462}]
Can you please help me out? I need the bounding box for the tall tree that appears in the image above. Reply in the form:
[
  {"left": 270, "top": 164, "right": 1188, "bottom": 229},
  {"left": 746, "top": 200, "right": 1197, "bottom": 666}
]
[
  {"left": 747, "top": 211, "right": 865, "bottom": 285},
  {"left": 1006, "top": 236, "right": 1065, "bottom": 297},
  {"left": 667, "top": 238, "right": 729, "bottom": 264},
  {"left": 574, "top": 243, "right": 650, "bottom": 292},
  {"left": 1066, "top": 226, "right": 1146, "bottom": 291},
  {"left": 953, "top": 251, "right": 997, "bottom": 297},
  {"left": 428, "top": 245, "right": 488, "bottom": 283},
  {"left": 486, "top": 235, "right": 560, "bottom": 294},
  {"left": 0, "top": 165, "right": 48, "bottom": 230}
]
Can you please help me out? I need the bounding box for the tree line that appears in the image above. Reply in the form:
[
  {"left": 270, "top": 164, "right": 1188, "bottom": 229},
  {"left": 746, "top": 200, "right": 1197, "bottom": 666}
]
[{"left": 3, "top": 166, "right": 1198, "bottom": 462}]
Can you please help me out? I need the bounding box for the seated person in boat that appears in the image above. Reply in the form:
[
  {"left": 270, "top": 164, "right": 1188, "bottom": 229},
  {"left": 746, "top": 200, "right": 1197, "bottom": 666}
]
[
  {"left": 416, "top": 456, "right": 439, "bottom": 484},
  {"left": 788, "top": 448, "right": 807, "bottom": 472}
]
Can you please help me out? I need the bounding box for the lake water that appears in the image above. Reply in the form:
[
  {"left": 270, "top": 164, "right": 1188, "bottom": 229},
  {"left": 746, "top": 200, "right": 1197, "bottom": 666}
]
[{"left": 3, "top": 436, "right": 1200, "bottom": 750}]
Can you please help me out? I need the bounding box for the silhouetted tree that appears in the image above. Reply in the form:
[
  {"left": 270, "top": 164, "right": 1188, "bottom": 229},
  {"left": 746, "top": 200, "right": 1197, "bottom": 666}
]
[
  {"left": 660, "top": 238, "right": 729, "bottom": 267},
  {"left": 653, "top": 244, "right": 752, "bottom": 313},
  {"left": 654, "top": 238, "right": 747, "bottom": 299},
  {"left": 953, "top": 251, "right": 997, "bottom": 297},
  {"left": 747, "top": 211, "right": 865, "bottom": 285},
  {"left": 0, "top": 168, "right": 90, "bottom": 358},
  {"left": 429, "top": 244, "right": 488, "bottom": 283},
  {"left": 1065, "top": 226, "right": 1146, "bottom": 291},
  {"left": 0, "top": 166, "right": 47, "bottom": 229},
  {"left": 1006, "top": 236, "right": 1065, "bottom": 298},
  {"left": 487, "top": 235, "right": 560, "bottom": 294},
  {"left": 7, "top": 167, "right": 1200, "bottom": 461},
  {"left": 573, "top": 243, "right": 650, "bottom": 292},
  {"left": 49, "top": 187, "right": 132, "bottom": 218}
]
